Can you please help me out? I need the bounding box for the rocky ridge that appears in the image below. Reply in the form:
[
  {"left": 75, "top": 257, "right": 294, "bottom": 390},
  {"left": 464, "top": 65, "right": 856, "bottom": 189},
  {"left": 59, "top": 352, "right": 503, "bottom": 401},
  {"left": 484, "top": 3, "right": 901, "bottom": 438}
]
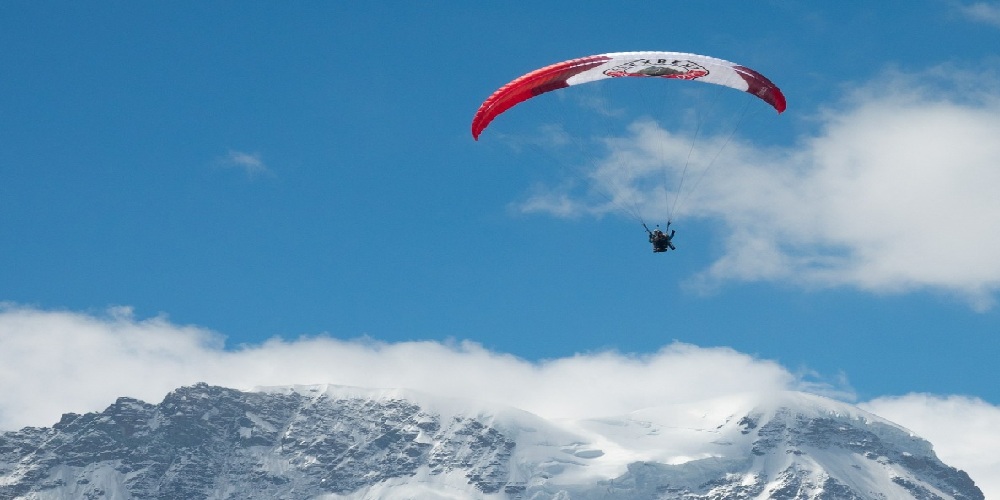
[{"left": 0, "top": 384, "right": 984, "bottom": 499}]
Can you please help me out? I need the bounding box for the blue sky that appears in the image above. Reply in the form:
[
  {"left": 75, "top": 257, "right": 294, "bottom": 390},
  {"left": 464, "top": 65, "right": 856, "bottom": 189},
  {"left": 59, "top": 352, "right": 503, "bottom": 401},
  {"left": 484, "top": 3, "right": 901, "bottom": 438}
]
[{"left": 2, "top": 1, "right": 1000, "bottom": 493}]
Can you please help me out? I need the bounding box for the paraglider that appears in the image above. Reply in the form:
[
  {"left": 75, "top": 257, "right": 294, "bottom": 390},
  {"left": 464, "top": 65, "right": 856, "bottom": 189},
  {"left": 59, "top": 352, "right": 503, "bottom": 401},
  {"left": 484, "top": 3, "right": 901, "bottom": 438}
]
[
  {"left": 646, "top": 223, "right": 676, "bottom": 253},
  {"left": 471, "top": 51, "right": 785, "bottom": 253}
]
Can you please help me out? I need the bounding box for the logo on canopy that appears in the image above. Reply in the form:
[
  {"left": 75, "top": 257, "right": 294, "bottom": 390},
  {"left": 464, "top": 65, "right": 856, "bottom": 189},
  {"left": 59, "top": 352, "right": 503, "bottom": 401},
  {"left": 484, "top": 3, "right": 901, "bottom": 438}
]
[{"left": 604, "top": 59, "right": 709, "bottom": 80}]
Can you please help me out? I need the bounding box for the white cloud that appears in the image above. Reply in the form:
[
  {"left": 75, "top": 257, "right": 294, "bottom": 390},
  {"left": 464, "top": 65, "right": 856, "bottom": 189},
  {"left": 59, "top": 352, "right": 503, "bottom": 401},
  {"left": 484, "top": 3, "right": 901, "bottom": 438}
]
[
  {"left": 519, "top": 67, "right": 1000, "bottom": 309},
  {"left": 861, "top": 394, "right": 1000, "bottom": 499},
  {"left": 220, "top": 150, "right": 271, "bottom": 177},
  {"left": 958, "top": 1, "right": 1000, "bottom": 27},
  {"left": 0, "top": 305, "right": 798, "bottom": 431}
]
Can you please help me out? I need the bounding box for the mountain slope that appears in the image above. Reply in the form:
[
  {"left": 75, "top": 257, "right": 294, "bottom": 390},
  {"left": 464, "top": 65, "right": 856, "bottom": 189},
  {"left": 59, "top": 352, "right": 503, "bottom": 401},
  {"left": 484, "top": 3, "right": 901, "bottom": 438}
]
[{"left": 0, "top": 384, "right": 983, "bottom": 499}]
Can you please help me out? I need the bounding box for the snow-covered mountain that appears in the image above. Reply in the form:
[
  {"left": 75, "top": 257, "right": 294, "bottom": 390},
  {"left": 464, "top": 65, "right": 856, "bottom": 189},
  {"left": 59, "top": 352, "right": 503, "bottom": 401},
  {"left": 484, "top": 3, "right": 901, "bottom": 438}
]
[{"left": 0, "top": 383, "right": 983, "bottom": 499}]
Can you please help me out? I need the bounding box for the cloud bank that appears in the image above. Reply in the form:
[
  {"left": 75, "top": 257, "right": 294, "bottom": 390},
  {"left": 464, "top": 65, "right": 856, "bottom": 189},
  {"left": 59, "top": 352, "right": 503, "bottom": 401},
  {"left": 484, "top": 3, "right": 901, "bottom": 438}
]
[
  {"left": 0, "top": 305, "right": 796, "bottom": 431},
  {"left": 0, "top": 305, "right": 997, "bottom": 497},
  {"left": 518, "top": 67, "right": 1000, "bottom": 309}
]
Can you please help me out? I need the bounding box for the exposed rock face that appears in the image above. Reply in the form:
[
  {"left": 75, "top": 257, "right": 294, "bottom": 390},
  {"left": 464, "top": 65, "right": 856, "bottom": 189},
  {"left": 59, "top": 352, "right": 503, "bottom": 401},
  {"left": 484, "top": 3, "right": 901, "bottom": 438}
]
[{"left": 0, "top": 384, "right": 984, "bottom": 499}]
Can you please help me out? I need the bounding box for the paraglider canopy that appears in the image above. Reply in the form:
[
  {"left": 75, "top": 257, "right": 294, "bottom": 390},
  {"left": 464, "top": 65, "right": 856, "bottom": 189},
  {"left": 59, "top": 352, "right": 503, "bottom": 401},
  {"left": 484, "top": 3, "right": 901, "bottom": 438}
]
[{"left": 472, "top": 51, "right": 785, "bottom": 140}]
